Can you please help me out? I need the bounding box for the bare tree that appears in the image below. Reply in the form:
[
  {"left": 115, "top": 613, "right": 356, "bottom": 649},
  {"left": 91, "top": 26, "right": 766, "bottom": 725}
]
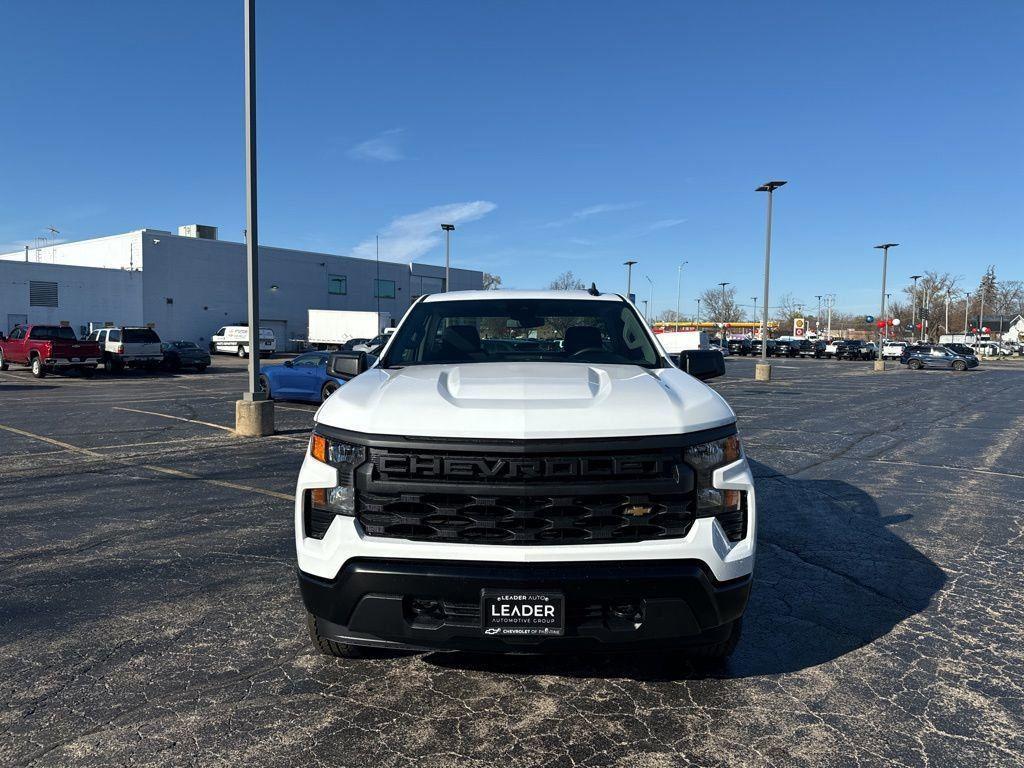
[
  {"left": 698, "top": 285, "right": 740, "bottom": 324},
  {"left": 482, "top": 272, "right": 502, "bottom": 290},
  {"left": 774, "top": 292, "right": 807, "bottom": 330},
  {"left": 549, "top": 271, "right": 585, "bottom": 291},
  {"left": 657, "top": 309, "right": 686, "bottom": 324}
]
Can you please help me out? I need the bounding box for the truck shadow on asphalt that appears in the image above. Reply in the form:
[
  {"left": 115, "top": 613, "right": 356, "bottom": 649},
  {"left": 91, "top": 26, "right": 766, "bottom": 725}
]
[{"left": 425, "top": 459, "right": 947, "bottom": 681}]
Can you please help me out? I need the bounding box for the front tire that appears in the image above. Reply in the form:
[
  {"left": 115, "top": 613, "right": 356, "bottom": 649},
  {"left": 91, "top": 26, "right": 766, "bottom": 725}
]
[
  {"left": 0, "top": 350, "right": 7, "bottom": 370},
  {"left": 687, "top": 618, "right": 742, "bottom": 661},
  {"left": 31, "top": 357, "right": 45, "bottom": 378},
  {"left": 321, "top": 380, "right": 339, "bottom": 402},
  {"left": 306, "top": 613, "right": 370, "bottom": 659},
  {"left": 909, "top": 359, "right": 924, "bottom": 370},
  {"left": 952, "top": 360, "right": 967, "bottom": 371}
]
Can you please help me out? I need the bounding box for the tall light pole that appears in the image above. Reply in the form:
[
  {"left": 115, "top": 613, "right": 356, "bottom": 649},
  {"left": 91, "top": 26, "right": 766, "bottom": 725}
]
[
  {"left": 944, "top": 290, "right": 951, "bottom": 336},
  {"left": 909, "top": 274, "right": 922, "bottom": 341},
  {"left": 885, "top": 294, "right": 891, "bottom": 340},
  {"left": 873, "top": 244, "right": 898, "bottom": 368},
  {"left": 717, "top": 281, "right": 730, "bottom": 322},
  {"left": 751, "top": 297, "right": 758, "bottom": 327},
  {"left": 815, "top": 294, "right": 822, "bottom": 337},
  {"left": 675, "top": 261, "right": 688, "bottom": 327},
  {"left": 645, "top": 275, "right": 654, "bottom": 323},
  {"left": 236, "top": 0, "right": 273, "bottom": 436},
  {"left": 441, "top": 224, "right": 455, "bottom": 290},
  {"left": 755, "top": 181, "right": 786, "bottom": 379},
  {"left": 825, "top": 293, "right": 836, "bottom": 339},
  {"left": 696, "top": 297, "right": 701, "bottom": 325},
  {"left": 642, "top": 299, "right": 649, "bottom": 323},
  {"left": 624, "top": 260, "right": 637, "bottom": 299},
  {"left": 964, "top": 292, "right": 970, "bottom": 334}
]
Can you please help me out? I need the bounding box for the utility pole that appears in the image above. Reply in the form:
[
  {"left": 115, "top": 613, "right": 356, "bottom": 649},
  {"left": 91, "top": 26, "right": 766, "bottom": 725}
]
[
  {"left": 944, "top": 291, "right": 950, "bottom": 336},
  {"left": 751, "top": 297, "right": 758, "bottom": 328},
  {"left": 873, "top": 244, "right": 898, "bottom": 370},
  {"left": 717, "top": 282, "right": 730, "bottom": 325},
  {"left": 825, "top": 294, "right": 836, "bottom": 339},
  {"left": 815, "top": 294, "right": 822, "bottom": 337},
  {"left": 696, "top": 297, "right": 701, "bottom": 325},
  {"left": 441, "top": 224, "right": 455, "bottom": 291},
  {"left": 964, "top": 292, "right": 970, "bottom": 334},
  {"left": 755, "top": 181, "right": 786, "bottom": 380},
  {"left": 235, "top": 0, "right": 274, "bottom": 436},
  {"left": 675, "top": 261, "right": 688, "bottom": 327},
  {"left": 624, "top": 260, "right": 637, "bottom": 300},
  {"left": 979, "top": 287, "right": 987, "bottom": 339}
]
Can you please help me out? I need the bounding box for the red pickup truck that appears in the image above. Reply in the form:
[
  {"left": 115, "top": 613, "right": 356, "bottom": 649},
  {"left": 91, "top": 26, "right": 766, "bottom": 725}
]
[{"left": 0, "top": 325, "right": 102, "bottom": 378}]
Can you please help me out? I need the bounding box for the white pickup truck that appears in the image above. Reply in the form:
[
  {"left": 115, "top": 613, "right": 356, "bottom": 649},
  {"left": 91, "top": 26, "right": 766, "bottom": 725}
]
[{"left": 294, "top": 290, "right": 755, "bottom": 660}]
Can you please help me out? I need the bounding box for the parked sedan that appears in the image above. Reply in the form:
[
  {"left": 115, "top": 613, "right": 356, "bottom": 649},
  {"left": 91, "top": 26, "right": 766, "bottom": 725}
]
[
  {"left": 901, "top": 345, "right": 978, "bottom": 371},
  {"left": 259, "top": 351, "right": 347, "bottom": 403},
  {"left": 160, "top": 341, "right": 210, "bottom": 372}
]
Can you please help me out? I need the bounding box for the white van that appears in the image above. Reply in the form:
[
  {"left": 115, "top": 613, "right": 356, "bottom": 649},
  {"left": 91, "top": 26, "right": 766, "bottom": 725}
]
[{"left": 210, "top": 326, "right": 277, "bottom": 358}]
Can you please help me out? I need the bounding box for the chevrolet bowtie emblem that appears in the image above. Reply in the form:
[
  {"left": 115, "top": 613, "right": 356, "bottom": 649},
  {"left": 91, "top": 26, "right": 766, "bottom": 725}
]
[{"left": 624, "top": 505, "right": 653, "bottom": 517}]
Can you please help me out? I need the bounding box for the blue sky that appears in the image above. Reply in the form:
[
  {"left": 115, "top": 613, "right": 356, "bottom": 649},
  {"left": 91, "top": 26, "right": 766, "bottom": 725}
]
[{"left": 1, "top": 1, "right": 1021, "bottom": 316}]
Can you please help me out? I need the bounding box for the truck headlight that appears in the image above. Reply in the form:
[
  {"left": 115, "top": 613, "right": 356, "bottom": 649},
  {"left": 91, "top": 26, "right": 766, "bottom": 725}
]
[
  {"left": 683, "top": 434, "right": 747, "bottom": 541},
  {"left": 305, "top": 434, "right": 365, "bottom": 537}
]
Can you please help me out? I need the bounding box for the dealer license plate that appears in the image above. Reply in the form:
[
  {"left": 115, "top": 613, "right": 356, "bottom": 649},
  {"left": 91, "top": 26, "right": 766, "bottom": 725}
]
[{"left": 481, "top": 591, "right": 564, "bottom": 636}]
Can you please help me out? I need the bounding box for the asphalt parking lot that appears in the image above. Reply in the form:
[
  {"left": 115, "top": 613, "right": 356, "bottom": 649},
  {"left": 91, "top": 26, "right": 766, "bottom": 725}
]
[{"left": 2, "top": 354, "right": 1023, "bottom": 767}]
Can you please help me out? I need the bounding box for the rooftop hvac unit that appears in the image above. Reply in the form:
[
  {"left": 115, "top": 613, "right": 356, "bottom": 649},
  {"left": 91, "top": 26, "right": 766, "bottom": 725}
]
[{"left": 178, "top": 224, "right": 218, "bottom": 240}]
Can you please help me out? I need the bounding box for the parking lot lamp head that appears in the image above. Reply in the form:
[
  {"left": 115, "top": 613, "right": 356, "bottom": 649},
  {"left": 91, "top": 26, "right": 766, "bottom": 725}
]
[
  {"left": 755, "top": 181, "right": 787, "bottom": 373},
  {"left": 874, "top": 244, "right": 899, "bottom": 363}
]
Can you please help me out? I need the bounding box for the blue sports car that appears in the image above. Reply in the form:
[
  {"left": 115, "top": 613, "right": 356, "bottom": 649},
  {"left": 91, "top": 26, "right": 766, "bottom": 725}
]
[{"left": 259, "top": 351, "right": 346, "bottom": 403}]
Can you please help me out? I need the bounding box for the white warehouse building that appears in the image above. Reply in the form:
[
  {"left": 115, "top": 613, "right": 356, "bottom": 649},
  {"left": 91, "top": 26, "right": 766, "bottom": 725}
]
[{"left": 0, "top": 225, "right": 483, "bottom": 350}]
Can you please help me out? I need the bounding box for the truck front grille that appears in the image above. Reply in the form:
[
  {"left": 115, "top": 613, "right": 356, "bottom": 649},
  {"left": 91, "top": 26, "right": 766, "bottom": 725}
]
[{"left": 356, "top": 491, "right": 694, "bottom": 545}]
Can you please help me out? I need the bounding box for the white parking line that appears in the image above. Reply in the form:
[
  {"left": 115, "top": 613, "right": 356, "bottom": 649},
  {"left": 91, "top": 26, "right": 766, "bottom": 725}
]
[
  {"left": 0, "top": 423, "right": 294, "bottom": 501},
  {"left": 110, "top": 405, "right": 308, "bottom": 442}
]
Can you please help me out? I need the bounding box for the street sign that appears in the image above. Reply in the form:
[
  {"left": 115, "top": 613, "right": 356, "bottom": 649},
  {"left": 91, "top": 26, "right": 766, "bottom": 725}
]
[
  {"left": 865, "top": 315, "right": 875, "bottom": 323},
  {"left": 793, "top": 317, "right": 806, "bottom": 337},
  {"left": 892, "top": 318, "right": 901, "bottom": 326}
]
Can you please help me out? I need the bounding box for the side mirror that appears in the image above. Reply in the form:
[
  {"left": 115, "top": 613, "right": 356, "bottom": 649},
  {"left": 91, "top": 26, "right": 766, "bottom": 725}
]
[
  {"left": 283, "top": 360, "right": 294, "bottom": 368},
  {"left": 676, "top": 349, "right": 725, "bottom": 380},
  {"left": 328, "top": 351, "right": 368, "bottom": 380}
]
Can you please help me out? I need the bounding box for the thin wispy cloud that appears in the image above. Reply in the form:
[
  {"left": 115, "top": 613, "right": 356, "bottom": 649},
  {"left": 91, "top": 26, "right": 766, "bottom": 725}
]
[
  {"left": 643, "top": 218, "right": 687, "bottom": 232},
  {"left": 347, "top": 128, "right": 405, "bottom": 162},
  {"left": 542, "top": 201, "right": 643, "bottom": 228},
  {"left": 351, "top": 201, "right": 498, "bottom": 263}
]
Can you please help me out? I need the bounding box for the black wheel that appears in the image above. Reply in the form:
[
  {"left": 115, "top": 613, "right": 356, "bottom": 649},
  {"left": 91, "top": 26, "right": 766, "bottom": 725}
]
[
  {"left": 209, "top": 342, "right": 217, "bottom": 355},
  {"left": 321, "top": 380, "right": 340, "bottom": 402},
  {"left": 237, "top": 345, "right": 248, "bottom": 358},
  {"left": 0, "top": 349, "right": 7, "bottom": 370},
  {"left": 909, "top": 359, "right": 924, "bottom": 370},
  {"left": 687, "top": 618, "right": 742, "bottom": 661},
  {"left": 259, "top": 374, "right": 271, "bottom": 399},
  {"left": 306, "top": 613, "right": 370, "bottom": 659},
  {"left": 163, "top": 355, "right": 181, "bottom": 372},
  {"left": 952, "top": 360, "right": 967, "bottom": 371},
  {"left": 31, "top": 356, "right": 45, "bottom": 378}
]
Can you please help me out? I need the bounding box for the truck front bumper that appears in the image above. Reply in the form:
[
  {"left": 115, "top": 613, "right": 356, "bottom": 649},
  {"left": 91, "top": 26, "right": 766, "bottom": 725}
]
[{"left": 299, "top": 558, "right": 751, "bottom": 653}]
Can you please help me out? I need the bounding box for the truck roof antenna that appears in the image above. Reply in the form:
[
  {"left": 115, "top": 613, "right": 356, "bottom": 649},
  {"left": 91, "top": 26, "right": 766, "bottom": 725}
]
[{"left": 588, "top": 282, "right": 600, "bottom": 296}]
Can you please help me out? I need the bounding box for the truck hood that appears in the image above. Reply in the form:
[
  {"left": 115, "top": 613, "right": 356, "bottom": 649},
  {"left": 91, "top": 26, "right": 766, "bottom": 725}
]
[{"left": 315, "top": 362, "right": 735, "bottom": 440}]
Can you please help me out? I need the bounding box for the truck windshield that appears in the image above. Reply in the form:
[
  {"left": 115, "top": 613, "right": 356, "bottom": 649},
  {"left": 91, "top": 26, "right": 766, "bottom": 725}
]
[{"left": 380, "top": 298, "right": 663, "bottom": 368}]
